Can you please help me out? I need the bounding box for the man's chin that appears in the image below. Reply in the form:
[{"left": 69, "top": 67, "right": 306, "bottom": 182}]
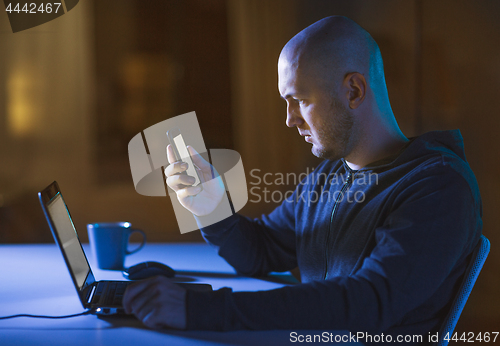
[
  {"left": 311, "top": 145, "right": 322, "bottom": 158},
  {"left": 312, "top": 146, "right": 340, "bottom": 161}
]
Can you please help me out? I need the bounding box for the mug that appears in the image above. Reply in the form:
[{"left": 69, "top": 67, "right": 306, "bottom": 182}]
[{"left": 87, "top": 222, "right": 146, "bottom": 270}]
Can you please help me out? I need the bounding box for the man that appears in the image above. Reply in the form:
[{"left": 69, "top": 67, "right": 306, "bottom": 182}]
[{"left": 123, "top": 16, "right": 482, "bottom": 343}]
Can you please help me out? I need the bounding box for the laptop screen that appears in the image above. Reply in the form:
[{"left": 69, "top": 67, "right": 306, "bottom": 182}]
[{"left": 46, "top": 193, "right": 90, "bottom": 289}]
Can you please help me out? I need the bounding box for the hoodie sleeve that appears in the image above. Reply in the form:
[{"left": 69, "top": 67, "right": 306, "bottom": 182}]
[
  {"left": 196, "top": 188, "right": 299, "bottom": 276},
  {"left": 186, "top": 164, "right": 481, "bottom": 334},
  {"left": 196, "top": 161, "right": 332, "bottom": 276}
]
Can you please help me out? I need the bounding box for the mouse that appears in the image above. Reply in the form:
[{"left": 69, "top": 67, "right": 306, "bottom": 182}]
[{"left": 123, "top": 261, "right": 176, "bottom": 280}]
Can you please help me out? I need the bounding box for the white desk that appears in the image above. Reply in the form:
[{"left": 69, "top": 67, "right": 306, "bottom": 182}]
[{"left": 0, "top": 243, "right": 359, "bottom": 345}]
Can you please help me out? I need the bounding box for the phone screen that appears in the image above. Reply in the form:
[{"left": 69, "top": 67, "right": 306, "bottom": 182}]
[{"left": 172, "top": 133, "right": 201, "bottom": 186}]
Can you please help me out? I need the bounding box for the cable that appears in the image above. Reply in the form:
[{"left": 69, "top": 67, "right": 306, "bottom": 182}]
[{"left": 0, "top": 310, "right": 92, "bottom": 320}]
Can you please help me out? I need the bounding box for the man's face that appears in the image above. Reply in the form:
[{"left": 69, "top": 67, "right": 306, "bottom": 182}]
[{"left": 278, "top": 57, "right": 355, "bottom": 161}]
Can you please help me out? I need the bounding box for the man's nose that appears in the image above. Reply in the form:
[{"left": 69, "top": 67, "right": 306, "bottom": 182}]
[{"left": 285, "top": 103, "right": 304, "bottom": 128}]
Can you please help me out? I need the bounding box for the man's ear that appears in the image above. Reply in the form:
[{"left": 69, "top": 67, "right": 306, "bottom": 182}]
[{"left": 343, "top": 72, "right": 366, "bottom": 109}]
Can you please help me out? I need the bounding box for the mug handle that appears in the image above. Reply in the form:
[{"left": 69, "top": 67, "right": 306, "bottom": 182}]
[{"left": 126, "top": 229, "right": 147, "bottom": 255}]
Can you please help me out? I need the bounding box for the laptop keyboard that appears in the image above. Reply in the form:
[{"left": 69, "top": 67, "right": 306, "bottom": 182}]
[{"left": 92, "top": 281, "right": 131, "bottom": 306}]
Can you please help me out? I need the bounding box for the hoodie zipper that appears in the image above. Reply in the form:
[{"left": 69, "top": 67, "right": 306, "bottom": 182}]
[{"left": 323, "top": 169, "right": 354, "bottom": 280}]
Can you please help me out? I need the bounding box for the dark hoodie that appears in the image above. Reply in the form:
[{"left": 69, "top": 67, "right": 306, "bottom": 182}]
[{"left": 187, "top": 130, "right": 482, "bottom": 344}]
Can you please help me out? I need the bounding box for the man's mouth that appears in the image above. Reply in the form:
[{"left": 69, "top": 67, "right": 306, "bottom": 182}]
[{"left": 298, "top": 130, "right": 312, "bottom": 142}]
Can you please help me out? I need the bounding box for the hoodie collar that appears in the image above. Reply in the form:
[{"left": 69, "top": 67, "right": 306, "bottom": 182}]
[{"left": 341, "top": 129, "right": 466, "bottom": 173}]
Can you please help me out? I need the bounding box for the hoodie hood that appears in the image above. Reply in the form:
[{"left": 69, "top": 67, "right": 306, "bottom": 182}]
[
  {"left": 406, "top": 129, "right": 467, "bottom": 162},
  {"left": 356, "top": 129, "right": 468, "bottom": 172}
]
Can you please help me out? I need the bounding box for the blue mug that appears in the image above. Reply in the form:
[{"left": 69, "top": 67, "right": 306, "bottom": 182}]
[{"left": 87, "top": 222, "right": 146, "bottom": 270}]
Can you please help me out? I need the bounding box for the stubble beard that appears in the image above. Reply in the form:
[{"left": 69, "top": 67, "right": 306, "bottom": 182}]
[{"left": 312, "top": 97, "right": 354, "bottom": 161}]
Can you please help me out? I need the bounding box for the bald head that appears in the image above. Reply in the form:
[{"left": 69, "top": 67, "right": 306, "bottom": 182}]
[
  {"left": 278, "top": 16, "right": 407, "bottom": 169},
  {"left": 279, "top": 16, "right": 387, "bottom": 105}
]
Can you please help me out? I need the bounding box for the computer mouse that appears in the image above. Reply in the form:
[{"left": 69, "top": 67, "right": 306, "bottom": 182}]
[{"left": 123, "top": 261, "right": 176, "bottom": 280}]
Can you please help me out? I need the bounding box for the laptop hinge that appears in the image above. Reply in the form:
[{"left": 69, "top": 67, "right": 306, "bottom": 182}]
[{"left": 86, "top": 283, "right": 97, "bottom": 304}]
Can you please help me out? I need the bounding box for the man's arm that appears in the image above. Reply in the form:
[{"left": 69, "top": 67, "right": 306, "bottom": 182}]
[
  {"left": 122, "top": 185, "right": 299, "bottom": 329},
  {"left": 165, "top": 143, "right": 302, "bottom": 276},
  {"left": 196, "top": 194, "right": 299, "bottom": 277},
  {"left": 185, "top": 166, "right": 481, "bottom": 333}
]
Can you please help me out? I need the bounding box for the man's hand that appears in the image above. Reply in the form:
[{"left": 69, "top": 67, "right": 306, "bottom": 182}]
[
  {"left": 123, "top": 276, "right": 187, "bottom": 329},
  {"left": 165, "top": 145, "right": 225, "bottom": 216}
]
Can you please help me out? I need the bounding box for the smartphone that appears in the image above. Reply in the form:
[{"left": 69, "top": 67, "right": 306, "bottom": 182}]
[{"left": 166, "top": 128, "right": 202, "bottom": 188}]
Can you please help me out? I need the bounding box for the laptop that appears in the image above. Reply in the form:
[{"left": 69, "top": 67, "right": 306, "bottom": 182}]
[{"left": 38, "top": 181, "right": 211, "bottom": 316}]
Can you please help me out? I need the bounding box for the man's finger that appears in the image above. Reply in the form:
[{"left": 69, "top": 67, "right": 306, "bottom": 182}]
[
  {"left": 166, "top": 174, "right": 196, "bottom": 192},
  {"left": 123, "top": 278, "right": 156, "bottom": 314},
  {"left": 142, "top": 309, "right": 164, "bottom": 329},
  {"left": 132, "top": 290, "right": 161, "bottom": 321},
  {"left": 167, "top": 144, "right": 177, "bottom": 164},
  {"left": 187, "top": 146, "right": 211, "bottom": 172},
  {"left": 165, "top": 161, "right": 188, "bottom": 178}
]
